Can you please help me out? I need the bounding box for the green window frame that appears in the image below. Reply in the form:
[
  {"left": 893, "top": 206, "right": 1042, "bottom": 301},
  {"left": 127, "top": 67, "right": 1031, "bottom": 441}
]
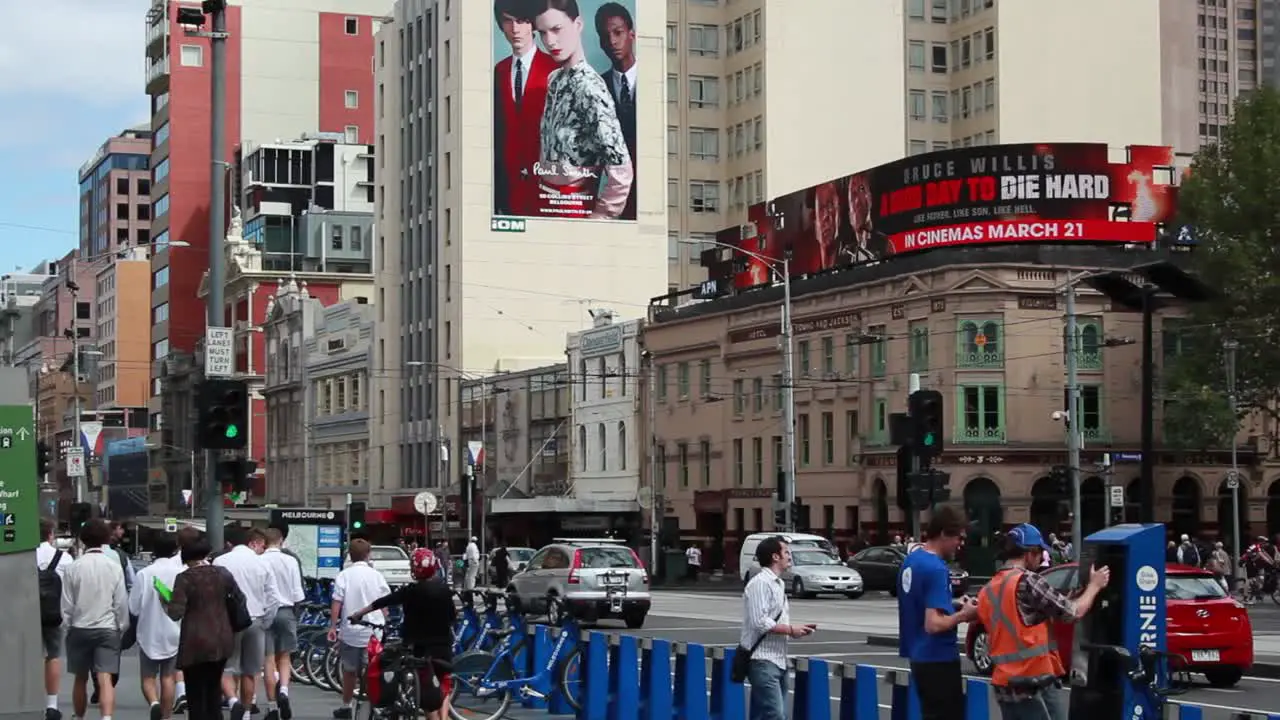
[
  {"left": 844, "top": 333, "right": 861, "bottom": 376},
  {"left": 909, "top": 320, "right": 930, "bottom": 372},
  {"left": 957, "top": 317, "right": 1003, "bottom": 368},
  {"left": 868, "top": 324, "right": 887, "bottom": 377},
  {"left": 798, "top": 340, "right": 812, "bottom": 376},
  {"left": 821, "top": 336, "right": 835, "bottom": 375},
  {"left": 869, "top": 398, "right": 889, "bottom": 445},
  {"left": 956, "top": 383, "right": 1006, "bottom": 443},
  {"left": 1065, "top": 318, "right": 1103, "bottom": 371},
  {"left": 677, "top": 362, "right": 690, "bottom": 398}
]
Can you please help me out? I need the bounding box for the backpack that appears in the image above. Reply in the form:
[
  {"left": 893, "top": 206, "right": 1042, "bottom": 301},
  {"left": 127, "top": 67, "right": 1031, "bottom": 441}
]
[
  {"left": 39, "top": 550, "right": 64, "bottom": 627},
  {"left": 1182, "top": 543, "right": 1201, "bottom": 567}
]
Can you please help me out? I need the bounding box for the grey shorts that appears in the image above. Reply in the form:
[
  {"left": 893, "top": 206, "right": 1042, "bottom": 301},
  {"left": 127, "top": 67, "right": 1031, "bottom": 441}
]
[
  {"left": 140, "top": 651, "right": 178, "bottom": 677},
  {"left": 65, "top": 627, "right": 121, "bottom": 676},
  {"left": 41, "top": 626, "right": 63, "bottom": 660},
  {"left": 225, "top": 621, "right": 267, "bottom": 677},
  {"left": 265, "top": 607, "right": 298, "bottom": 655},
  {"left": 339, "top": 642, "right": 368, "bottom": 673}
]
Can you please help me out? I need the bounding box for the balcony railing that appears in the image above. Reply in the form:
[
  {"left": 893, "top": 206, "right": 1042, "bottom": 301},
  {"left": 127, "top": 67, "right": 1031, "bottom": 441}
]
[
  {"left": 956, "top": 350, "right": 1004, "bottom": 369},
  {"left": 954, "top": 425, "right": 1007, "bottom": 444},
  {"left": 146, "top": 56, "right": 170, "bottom": 85},
  {"left": 1081, "top": 425, "right": 1110, "bottom": 443},
  {"left": 1075, "top": 350, "right": 1103, "bottom": 371},
  {"left": 146, "top": 17, "right": 169, "bottom": 52}
]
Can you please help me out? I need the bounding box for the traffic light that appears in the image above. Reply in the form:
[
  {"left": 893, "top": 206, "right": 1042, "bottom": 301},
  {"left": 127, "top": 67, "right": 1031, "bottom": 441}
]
[
  {"left": 792, "top": 498, "right": 809, "bottom": 533},
  {"left": 348, "top": 500, "right": 367, "bottom": 532},
  {"left": 908, "top": 389, "right": 945, "bottom": 460},
  {"left": 896, "top": 444, "right": 912, "bottom": 510},
  {"left": 36, "top": 440, "right": 51, "bottom": 477},
  {"left": 773, "top": 506, "right": 787, "bottom": 530},
  {"left": 197, "top": 378, "right": 249, "bottom": 450},
  {"left": 1048, "top": 465, "right": 1070, "bottom": 498},
  {"left": 69, "top": 502, "right": 92, "bottom": 530},
  {"left": 216, "top": 459, "right": 256, "bottom": 492}
]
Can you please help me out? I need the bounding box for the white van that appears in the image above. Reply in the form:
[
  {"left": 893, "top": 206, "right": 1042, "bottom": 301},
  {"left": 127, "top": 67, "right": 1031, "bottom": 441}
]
[{"left": 739, "top": 532, "right": 837, "bottom": 582}]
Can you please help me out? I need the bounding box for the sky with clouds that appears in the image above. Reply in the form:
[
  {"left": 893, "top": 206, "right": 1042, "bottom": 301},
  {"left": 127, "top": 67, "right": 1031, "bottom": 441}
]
[{"left": 0, "top": 0, "right": 151, "bottom": 273}]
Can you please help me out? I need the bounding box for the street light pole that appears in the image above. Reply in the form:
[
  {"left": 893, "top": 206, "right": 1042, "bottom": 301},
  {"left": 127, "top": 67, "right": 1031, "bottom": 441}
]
[
  {"left": 779, "top": 260, "right": 797, "bottom": 532},
  {"left": 1224, "top": 338, "right": 1242, "bottom": 585},
  {"left": 647, "top": 355, "right": 660, "bottom": 569},
  {"left": 204, "top": 1, "right": 230, "bottom": 551},
  {"left": 477, "top": 377, "right": 486, "bottom": 559},
  {"left": 1064, "top": 282, "right": 1083, "bottom": 562},
  {"left": 71, "top": 304, "right": 83, "bottom": 504}
]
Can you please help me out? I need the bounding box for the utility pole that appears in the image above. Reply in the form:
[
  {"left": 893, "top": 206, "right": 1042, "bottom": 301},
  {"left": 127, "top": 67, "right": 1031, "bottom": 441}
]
[
  {"left": 477, "top": 377, "right": 486, "bottom": 559},
  {"left": 1064, "top": 282, "right": 1083, "bottom": 562},
  {"left": 204, "top": 2, "right": 230, "bottom": 551},
  {"left": 71, "top": 284, "right": 83, "bottom": 504},
  {"left": 647, "top": 354, "right": 660, "bottom": 570},
  {"left": 1224, "top": 338, "right": 1242, "bottom": 587},
  {"left": 779, "top": 259, "right": 797, "bottom": 531}
]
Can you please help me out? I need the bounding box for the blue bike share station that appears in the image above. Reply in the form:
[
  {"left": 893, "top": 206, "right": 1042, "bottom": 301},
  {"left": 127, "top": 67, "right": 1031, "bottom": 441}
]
[{"left": 442, "top": 524, "right": 1279, "bottom": 720}]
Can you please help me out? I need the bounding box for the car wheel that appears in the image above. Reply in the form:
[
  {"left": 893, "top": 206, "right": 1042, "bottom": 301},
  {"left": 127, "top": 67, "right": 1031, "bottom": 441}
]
[
  {"left": 624, "top": 612, "right": 646, "bottom": 629},
  {"left": 791, "top": 577, "right": 808, "bottom": 599},
  {"left": 844, "top": 591, "right": 864, "bottom": 600},
  {"left": 969, "top": 629, "right": 994, "bottom": 676},
  {"left": 1204, "top": 667, "right": 1243, "bottom": 688}
]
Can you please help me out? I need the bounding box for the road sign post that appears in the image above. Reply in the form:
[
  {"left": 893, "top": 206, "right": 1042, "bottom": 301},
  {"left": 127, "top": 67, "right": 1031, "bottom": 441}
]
[
  {"left": 65, "top": 447, "right": 86, "bottom": 479},
  {"left": 0, "top": 405, "right": 39, "bottom": 554}
]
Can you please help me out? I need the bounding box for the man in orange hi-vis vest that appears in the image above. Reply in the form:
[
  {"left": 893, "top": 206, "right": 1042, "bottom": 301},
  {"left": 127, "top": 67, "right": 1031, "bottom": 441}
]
[{"left": 976, "top": 524, "right": 1111, "bottom": 720}]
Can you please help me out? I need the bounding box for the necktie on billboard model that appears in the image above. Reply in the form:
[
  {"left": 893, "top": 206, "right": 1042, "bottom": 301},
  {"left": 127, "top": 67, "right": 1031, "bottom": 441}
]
[
  {"left": 619, "top": 74, "right": 632, "bottom": 114},
  {"left": 514, "top": 59, "right": 524, "bottom": 107}
]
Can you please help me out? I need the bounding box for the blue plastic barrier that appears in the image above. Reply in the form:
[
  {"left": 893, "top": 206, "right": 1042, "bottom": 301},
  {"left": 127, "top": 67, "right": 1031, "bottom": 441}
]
[{"left": 512, "top": 628, "right": 1275, "bottom": 720}]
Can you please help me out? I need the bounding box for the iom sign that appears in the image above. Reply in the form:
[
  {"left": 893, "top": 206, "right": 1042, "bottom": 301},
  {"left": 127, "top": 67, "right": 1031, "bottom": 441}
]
[{"left": 491, "top": 216, "right": 527, "bottom": 233}]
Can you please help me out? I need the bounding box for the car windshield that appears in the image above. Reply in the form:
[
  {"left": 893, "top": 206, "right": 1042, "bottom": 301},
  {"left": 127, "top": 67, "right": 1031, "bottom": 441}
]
[
  {"left": 793, "top": 551, "right": 841, "bottom": 566},
  {"left": 508, "top": 548, "right": 535, "bottom": 562},
  {"left": 578, "top": 547, "right": 637, "bottom": 569},
  {"left": 1167, "top": 574, "right": 1228, "bottom": 600},
  {"left": 791, "top": 539, "right": 837, "bottom": 553},
  {"left": 370, "top": 547, "right": 408, "bottom": 562}
]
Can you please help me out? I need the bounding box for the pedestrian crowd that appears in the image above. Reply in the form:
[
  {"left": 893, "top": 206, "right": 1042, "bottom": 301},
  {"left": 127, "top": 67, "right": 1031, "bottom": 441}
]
[{"left": 38, "top": 518, "right": 454, "bottom": 720}]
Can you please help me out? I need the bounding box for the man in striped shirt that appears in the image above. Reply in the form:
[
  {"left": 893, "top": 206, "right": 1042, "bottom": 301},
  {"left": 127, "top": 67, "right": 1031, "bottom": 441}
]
[{"left": 740, "top": 536, "right": 816, "bottom": 720}]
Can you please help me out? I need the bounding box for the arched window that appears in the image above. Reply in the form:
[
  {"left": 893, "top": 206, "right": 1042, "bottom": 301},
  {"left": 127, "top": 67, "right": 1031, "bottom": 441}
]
[
  {"left": 1064, "top": 319, "right": 1104, "bottom": 370},
  {"left": 957, "top": 318, "right": 1003, "bottom": 368},
  {"left": 598, "top": 423, "right": 608, "bottom": 471},
  {"left": 578, "top": 425, "right": 587, "bottom": 470},
  {"left": 618, "top": 422, "right": 627, "bottom": 470}
]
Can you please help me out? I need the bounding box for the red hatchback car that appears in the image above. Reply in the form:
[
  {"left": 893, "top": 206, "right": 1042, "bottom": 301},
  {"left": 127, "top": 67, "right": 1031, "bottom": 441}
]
[{"left": 964, "top": 563, "right": 1253, "bottom": 687}]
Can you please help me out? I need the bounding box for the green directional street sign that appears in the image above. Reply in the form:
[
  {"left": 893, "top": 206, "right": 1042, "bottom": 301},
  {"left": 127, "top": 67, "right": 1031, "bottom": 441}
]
[{"left": 0, "top": 405, "right": 39, "bottom": 554}]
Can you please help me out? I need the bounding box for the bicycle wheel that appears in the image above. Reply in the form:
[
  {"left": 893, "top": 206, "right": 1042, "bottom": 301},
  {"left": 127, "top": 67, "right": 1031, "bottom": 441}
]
[
  {"left": 557, "top": 645, "right": 583, "bottom": 712},
  {"left": 448, "top": 650, "right": 514, "bottom": 720},
  {"left": 324, "top": 643, "right": 343, "bottom": 692},
  {"left": 306, "top": 642, "right": 334, "bottom": 692},
  {"left": 393, "top": 669, "right": 422, "bottom": 718}
]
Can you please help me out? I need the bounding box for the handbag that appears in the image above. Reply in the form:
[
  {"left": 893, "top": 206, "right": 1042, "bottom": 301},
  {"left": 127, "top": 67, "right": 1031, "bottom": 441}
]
[
  {"left": 730, "top": 607, "right": 784, "bottom": 683},
  {"left": 222, "top": 571, "right": 253, "bottom": 633}
]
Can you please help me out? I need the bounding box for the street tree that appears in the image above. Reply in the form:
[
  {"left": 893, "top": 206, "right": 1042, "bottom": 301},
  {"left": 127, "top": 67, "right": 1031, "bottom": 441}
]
[{"left": 1164, "top": 86, "right": 1280, "bottom": 450}]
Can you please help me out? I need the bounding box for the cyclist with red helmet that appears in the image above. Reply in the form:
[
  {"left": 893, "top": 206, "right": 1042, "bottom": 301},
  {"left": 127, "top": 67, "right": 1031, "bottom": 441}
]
[{"left": 348, "top": 548, "right": 456, "bottom": 717}]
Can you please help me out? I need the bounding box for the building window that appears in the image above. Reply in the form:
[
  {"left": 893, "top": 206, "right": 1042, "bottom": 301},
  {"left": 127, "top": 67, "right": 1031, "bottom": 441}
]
[
  {"left": 958, "top": 384, "right": 1006, "bottom": 443},
  {"left": 846, "top": 410, "right": 859, "bottom": 465},
  {"left": 699, "top": 359, "right": 712, "bottom": 398},
  {"left": 932, "top": 91, "right": 948, "bottom": 123},
  {"left": 1066, "top": 319, "right": 1104, "bottom": 371},
  {"left": 656, "top": 365, "right": 668, "bottom": 401},
  {"left": 700, "top": 440, "right": 711, "bottom": 487},
  {"left": 908, "top": 41, "right": 926, "bottom": 71},
  {"left": 689, "top": 127, "right": 719, "bottom": 160},
  {"left": 798, "top": 413, "right": 810, "bottom": 466},
  {"left": 844, "top": 333, "right": 860, "bottom": 376},
  {"left": 578, "top": 425, "right": 587, "bottom": 470},
  {"left": 957, "top": 318, "right": 1003, "bottom": 368},
  {"left": 677, "top": 362, "right": 690, "bottom": 399},
  {"left": 732, "top": 378, "right": 745, "bottom": 415},
  {"left": 153, "top": 194, "right": 169, "bottom": 219},
  {"left": 733, "top": 438, "right": 743, "bottom": 486},
  {"left": 1078, "top": 385, "right": 1105, "bottom": 442},
  {"left": 752, "top": 437, "right": 763, "bottom": 487},
  {"left": 931, "top": 0, "right": 948, "bottom": 22},
  {"left": 689, "top": 181, "right": 720, "bottom": 213},
  {"left": 771, "top": 435, "right": 783, "bottom": 481},
  {"left": 908, "top": 90, "right": 926, "bottom": 120},
  {"left": 667, "top": 74, "right": 678, "bottom": 104},
  {"left": 179, "top": 45, "right": 204, "bottom": 67},
  {"left": 752, "top": 377, "right": 764, "bottom": 413},
  {"left": 345, "top": 16, "right": 359, "bottom": 35},
  {"left": 666, "top": 23, "right": 677, "bottom": 51},
  {"left": 868, "top": 325, "right": 886, "bottom": 377},
  {"left": 598, "top": 423, "right": 607, "bottom": 471},
  {"left": 871, "top": 399, "right": 888, "bottom": 445},
  {"left": 909, "top": 320, "right": 929, "bottom": 372},
  {"left": 618, "top": 422, "right": 627, "bottom": 470},
  {"left": 821, "top": 335, "right": 835, "bottom": 375},
  {"left": 688, "top": 75, "right": 720, "bottom": 108},
  {"left": 908, "top": 0, "right": 925, "bottom": 19},
  {"left": 332, "top": 225, "right": 344, "bottom": 250},
  {"left": 909, "top": 140, "right": 928, "bottom": 155},
  {"left": 688, "top": 24, "right": 719, "bottom": 56},
  {"left": 345, "top": 90, "right": 359, "bottom": 109},
  {"left": 931, "top": 43, "right": 948, "bottom": 72},
  {"left": 822, "top": 412, "right": 834, "bottom": 465}
]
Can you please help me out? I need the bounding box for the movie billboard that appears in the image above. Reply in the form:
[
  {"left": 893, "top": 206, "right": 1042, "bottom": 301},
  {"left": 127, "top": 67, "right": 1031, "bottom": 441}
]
[
  {"left": 492, "top": 0, "right": 638, "bottom": 222},
  {"left": 727, "top": 143, "right": 1181, "bottom": 288}
]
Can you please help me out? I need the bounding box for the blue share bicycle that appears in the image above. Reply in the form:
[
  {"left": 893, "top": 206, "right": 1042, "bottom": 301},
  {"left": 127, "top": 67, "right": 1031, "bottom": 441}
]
[{"left": 448, "top": 595, "right": 586, "bottom": 720}]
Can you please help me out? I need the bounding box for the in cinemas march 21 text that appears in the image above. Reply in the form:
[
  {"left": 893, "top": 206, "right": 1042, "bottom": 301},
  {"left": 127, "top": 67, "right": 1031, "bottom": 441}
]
[
  {"left": 723, "top": 143, "right": 1183, "bottom": 289},
  {"left": 492, "top": 0, "right": 638, "bottom": 222}
]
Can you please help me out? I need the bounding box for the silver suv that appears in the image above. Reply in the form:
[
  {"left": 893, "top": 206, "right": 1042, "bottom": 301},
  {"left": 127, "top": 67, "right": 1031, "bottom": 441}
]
[{"left": 507, "top": 538, "right": 652, "bottom": 628}]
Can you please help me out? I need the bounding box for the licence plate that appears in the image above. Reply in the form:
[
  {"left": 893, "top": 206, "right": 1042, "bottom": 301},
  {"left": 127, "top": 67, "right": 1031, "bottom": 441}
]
[
  {"left": 601, "top": 575, "right": 624, "bottom": 586},
  {"left": 1191, "top": 649, "right": 1220, "bottom": 663}
]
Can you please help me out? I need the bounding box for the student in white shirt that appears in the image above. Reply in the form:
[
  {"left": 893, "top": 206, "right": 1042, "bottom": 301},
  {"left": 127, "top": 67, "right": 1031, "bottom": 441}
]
[
  {"left": 38, "top": 518, "right": 73, "bottom": 720},
  {"left": 213, "top": 528, "right": 280, "bottom": 720},
  {"left": 62, "top": 519, "right": 129, "bottom": 720},
  {"left": 130, "top": 532, "right": 185, "bottom": 720},
  {"left": 260, "top": 528, "right": 306, "bottom": 720},
  {"left": 463, "top": 537, "right": 481, "bottom": 590},
  {"left": 328, "top": 539, "right": 390, "bottom": 719}
]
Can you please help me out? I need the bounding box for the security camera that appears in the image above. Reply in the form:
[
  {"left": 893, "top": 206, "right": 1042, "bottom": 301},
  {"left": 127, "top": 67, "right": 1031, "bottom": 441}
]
[{"left": 1050, "top": 410, "right": 1067, "bottom": 422}]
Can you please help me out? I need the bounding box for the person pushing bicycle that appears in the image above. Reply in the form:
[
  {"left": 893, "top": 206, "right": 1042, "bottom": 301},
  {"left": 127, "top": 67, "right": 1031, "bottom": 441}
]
[{"left": 348, "top": 548, "right": 456, "bottom": 718}]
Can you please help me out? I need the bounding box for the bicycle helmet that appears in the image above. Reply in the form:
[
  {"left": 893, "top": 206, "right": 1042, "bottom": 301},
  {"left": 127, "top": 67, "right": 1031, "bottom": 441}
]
[{"left": 411, "top": 547, "right": 439, "bottom": 580}]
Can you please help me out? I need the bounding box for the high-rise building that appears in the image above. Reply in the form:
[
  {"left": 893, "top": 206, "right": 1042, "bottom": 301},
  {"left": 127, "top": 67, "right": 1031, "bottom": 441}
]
[
  {"left": 76, "top": 127, "right": 154, "bottom": 411},
  {"left": 664, "top": 0, "right": 1173, "bottom": 288},
  {"left": 142, "top": 0, "right": 392, "bottom": 444},
  {"left": 369, "top": 0, "right": 669, "bottom": 515}
]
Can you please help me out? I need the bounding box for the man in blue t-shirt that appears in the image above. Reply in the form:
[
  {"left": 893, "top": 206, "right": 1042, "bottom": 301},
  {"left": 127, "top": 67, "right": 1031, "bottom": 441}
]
[{"left": 897, "top": 506, "right": 976, "bottom": 720}]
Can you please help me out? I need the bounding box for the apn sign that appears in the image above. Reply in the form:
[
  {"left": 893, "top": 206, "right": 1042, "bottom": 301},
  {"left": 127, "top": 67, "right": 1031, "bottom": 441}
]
[{"left": 491, "top": 216, "right": 527, "bottom": 233}]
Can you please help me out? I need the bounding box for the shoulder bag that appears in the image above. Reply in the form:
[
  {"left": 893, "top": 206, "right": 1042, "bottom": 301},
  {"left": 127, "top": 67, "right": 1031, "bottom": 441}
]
[
  {"left": 730, "top": 606, "right": 784, "bottom": 683},
  {"left": 221, "top": 568, "right": 253, "bottom": 633}
]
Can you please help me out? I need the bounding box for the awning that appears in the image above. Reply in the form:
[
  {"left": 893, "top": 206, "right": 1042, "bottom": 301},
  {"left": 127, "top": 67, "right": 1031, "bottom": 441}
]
[
  {"left": 489, "top": 497, "right": 640, "bottom": 515},
  {"left": 135, "top": 518, "right": 207, "bottom": 532}
]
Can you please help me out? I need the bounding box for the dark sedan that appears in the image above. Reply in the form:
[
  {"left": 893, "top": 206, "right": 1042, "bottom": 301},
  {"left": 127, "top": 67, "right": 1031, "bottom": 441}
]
[{"left": 846, "top": 545, "right": 970, "bottom": 597}]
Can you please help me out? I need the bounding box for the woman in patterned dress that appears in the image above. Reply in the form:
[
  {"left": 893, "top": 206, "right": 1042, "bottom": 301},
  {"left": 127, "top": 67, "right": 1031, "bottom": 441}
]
[{"left": 533, "top": 0, "right": 634, "bottom": 219}]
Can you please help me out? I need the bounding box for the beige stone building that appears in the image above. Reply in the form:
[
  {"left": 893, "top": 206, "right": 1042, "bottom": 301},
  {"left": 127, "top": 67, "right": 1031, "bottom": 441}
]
[{"left": 643, "top": 245, "right": 1277, "bottom": 574}]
